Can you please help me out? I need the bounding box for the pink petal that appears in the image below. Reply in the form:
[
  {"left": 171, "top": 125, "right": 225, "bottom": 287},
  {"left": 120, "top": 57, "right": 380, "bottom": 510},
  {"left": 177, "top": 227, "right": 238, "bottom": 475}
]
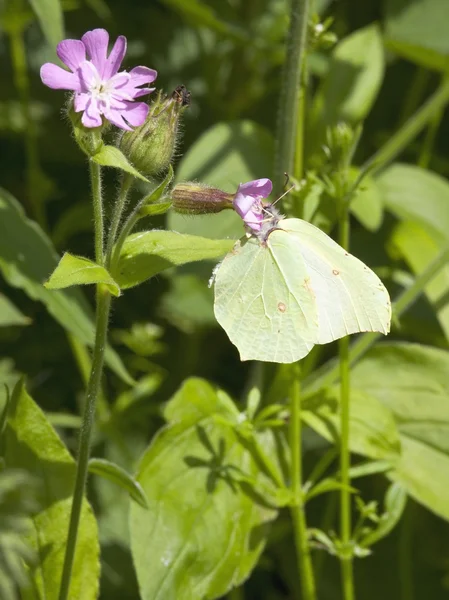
[
  {"left": 102, "top": 35, "right": 127, "bottom": 80},
  {"left": 233, "top": 192, "right": 256, "bottom": 219},
  {"left": 103, "top": 107, "right": 132, "bottom": 131},
  {"left": 40, "top": 63, "right": 82, "bottom": 91},
  {"left": 132, "top": 87, "right": 156, "bottom": 98},
  {"left": 81, "top": 28, "right": 109, "bottom": 77},
  {"left": 56, "top": 39, "right": 86, "bottom": 72},
  {"left": 73, "top": 93, "right": 89, "bottom": 112},
  {"left": 121, "top": 101, "right": 149, "bottom": 127},
  {"left": 128, "top": 66, "right": 158, "bottom": 87},
  {"left": 237, "top": 178, "right": 273, "bottom": 199},
  {"left": 109, "top": 72, "right": 130, "bottom": 90},
  {"left": 78, "top": 60, "right": 101, "bottom": 91},
  {"left": 82, "top": 98, "right": 103, "bottom": 128}
]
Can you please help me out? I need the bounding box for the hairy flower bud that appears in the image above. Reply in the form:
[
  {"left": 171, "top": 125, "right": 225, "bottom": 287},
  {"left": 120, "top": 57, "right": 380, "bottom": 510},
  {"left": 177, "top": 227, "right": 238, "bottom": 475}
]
[
  {"left": 119, "top": 86, "right": 189, "bottom": 177},
  {"left": 171, "top": 182, "right": 234, "bottom": 214}
]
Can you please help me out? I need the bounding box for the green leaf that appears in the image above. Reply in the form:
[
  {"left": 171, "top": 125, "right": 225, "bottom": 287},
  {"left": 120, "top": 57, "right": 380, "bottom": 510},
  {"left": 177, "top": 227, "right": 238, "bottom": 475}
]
[
  {"left": 384, "top": 0, "right": 449, "bottom": 71},
  {"left": 44, "top": 253, "right": 121, "bottom": 297},
  {"left": 139, "top": 201, "right": 172, "bottom": 217},
  {"left": 0, "top": 293, "right": 30, "bottom": 326},
  {"left": 92, "top": 146, "right": 149, "bottom": 183},
  {"left": 168, "top": 120, "right": 274, "bottom": 239},
  {"left": 311, "top": 24, "right": 385, "bottom": 129},
  {"left": 377, "top": 163, "right": 449, "bottom": 239},
  {"left": 351, "top": 343, "right": 449, "bottom": 521},
  {"left": 88, "top": 458, "right": 148, "bottom": 509},
  {"left": 2, "top": 380, "right": 99, "bottom": 599},
  {"left": 0, "top": 188, "right": 132, "bottom": 384},
  {"left": 138, "top": 165, "right": 173, "bottom": 217},
  {"left": 28, "top": 0, "right": 64, "bottom": 47},
  {"left": 115, "top": 230, "right": 234, "bottom": 289},
  {"left": 130, "top": 378, "right": 278, "bottom": 600},
  {"left": 390, "top": 220, "right": 449, "bottom": 342},
  {"left": 161, "top": 0, "right": 247, "bottom": 42},
  {"left": 361, "top": 482, "right": 407, "bottom": 547},
  {"left": 303, "top": 387, "right": 401, "bottom": 460},
  {"left": 305, "top": 478, "right": 357, "bottom": 502},
  {"left": 350, "top": 170, "right": 383, "bottom": 232}
]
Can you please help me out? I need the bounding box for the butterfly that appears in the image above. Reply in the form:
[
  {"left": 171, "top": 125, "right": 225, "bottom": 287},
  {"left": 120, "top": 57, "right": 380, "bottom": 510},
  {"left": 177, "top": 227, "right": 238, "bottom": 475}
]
[{"left": 213, "top": 205, "right": 391, "bottom": 363}]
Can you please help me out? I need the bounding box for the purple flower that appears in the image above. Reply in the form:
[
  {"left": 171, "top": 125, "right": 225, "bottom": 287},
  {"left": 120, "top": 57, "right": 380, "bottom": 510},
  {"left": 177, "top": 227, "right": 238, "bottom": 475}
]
[
  {"left": 233, "top": 178, "right": 273, "bottom": 232},
  {"left": 40, "top": 28, "right": 157, "bottom": 131}
]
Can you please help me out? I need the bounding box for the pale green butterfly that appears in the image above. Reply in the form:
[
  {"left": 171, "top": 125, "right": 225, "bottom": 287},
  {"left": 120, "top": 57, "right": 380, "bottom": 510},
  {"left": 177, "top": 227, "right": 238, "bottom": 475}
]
[{"left": 213, "top": 181, "right": 391, "bottom": 363}]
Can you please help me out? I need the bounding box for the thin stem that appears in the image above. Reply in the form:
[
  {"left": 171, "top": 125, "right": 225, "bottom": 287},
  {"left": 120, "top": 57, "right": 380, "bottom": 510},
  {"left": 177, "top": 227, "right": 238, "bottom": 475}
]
[
  {"left": 90, "top": 158, "right": 104, "bottom": 265},
  {"left": 9, "top": 26, "right": 46, "bottom": 229},
  {"left": 294, "top": 83, "right": 306, "bottom": 180},
  {"left": 105, "top": 173, "right": 134, "bottom": 268},
  {"left": 289, "top": 365, "right": 317, "bottom": 600},
  {"left": 110, "top": 194, "right": 147, "bottom": 272},
  {"left": 273, "top": 0, "right": 310, "bottom": 195},
  {"left": 338, "top": 205, "right": 354, "bottom": 600},
  {"left": 399, "top": 502, "right": 415, "bottom": 600},
  {"left": 418, "top": 73, "right": 449, "bottom": 169},
  {"left": 304, "top": 242, "right": 449, "bottom": 397},
  {"left": 58, "top": 287, "right": 111, "bottom": 600},
  {"left": 59, "top": 138, "right": 110, "bottom": 600}
]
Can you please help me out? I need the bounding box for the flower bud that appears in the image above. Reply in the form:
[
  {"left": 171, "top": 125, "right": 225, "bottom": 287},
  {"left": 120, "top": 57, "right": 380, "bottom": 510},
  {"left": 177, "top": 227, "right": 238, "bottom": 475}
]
[
  {"left": 119, "top": 86, "right": 189, "bottom": 177},
  {"left": 171, "top": 182, "right": 234, "bottom": 214}
]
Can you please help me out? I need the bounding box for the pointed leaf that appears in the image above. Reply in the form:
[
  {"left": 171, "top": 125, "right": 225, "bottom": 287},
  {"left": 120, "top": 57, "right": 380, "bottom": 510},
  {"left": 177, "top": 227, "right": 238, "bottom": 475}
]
[
  {"left": 115, "top": 230, "right": 234, "bottom": 289},
  {"left": 45, "top": 253, "right": 120, "bottom": 297},
  {"left": 0, "top": 293, "right": 30, "bottom": 326},
  {"left": 92, "top": 146, "right": 149, "bottom": 182},
  {"left": 0, "top": 188, "right": 132, "bottom": 384},
  {"left": 351, "top": 343, "right": 449, "bottom": 521},
  {"left": 88, "top": 458, "right": 148, "bottom": 508},
  {"left": 361, "top": 482, "right": 407, "bottom": 547},
  {"left": 2, "top": 380, "right": 99, "bottom": 599},
  {"left": 139, "top": 164, "right": 174, "bottom": 216}
]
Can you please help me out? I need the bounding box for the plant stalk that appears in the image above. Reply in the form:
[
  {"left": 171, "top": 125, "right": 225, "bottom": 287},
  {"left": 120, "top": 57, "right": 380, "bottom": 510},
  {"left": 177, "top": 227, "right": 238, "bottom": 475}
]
[
  {"left": 273, "top": 0, "right": 310, "bottom": 195},
  {"left": 338, "top": 203, "right": 355, "bottom": 600},
  {"left": 58, "top": 147, "right": 111, "bottom": 600},
  {"left": 289, "top": 365, "right": 317, "bottom": 600},
  {"left": 105, "top": 173, "right": 134, "bottom": 268}
]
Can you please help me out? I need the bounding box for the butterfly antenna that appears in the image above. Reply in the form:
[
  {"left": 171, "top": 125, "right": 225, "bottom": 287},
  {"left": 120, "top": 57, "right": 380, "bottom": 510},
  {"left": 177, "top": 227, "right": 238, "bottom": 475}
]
[{"left": 270, "top": 183, "right": 295, "bottom": 207}]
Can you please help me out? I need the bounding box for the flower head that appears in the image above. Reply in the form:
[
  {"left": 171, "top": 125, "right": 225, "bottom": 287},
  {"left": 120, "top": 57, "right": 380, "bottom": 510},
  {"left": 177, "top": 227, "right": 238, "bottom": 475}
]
[
  {"left": 40, "top": 28, "right": 157, "bottom": 131},
  {"left": 233, "top": 178, "right": 273, "bottom": 232}
]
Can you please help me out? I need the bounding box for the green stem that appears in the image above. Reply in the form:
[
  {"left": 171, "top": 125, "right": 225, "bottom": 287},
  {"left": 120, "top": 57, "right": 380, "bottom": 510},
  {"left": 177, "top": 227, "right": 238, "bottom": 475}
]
[
  {"left": 350, "top": 76, "right": 449, "bottom": 196},
  {"left": 289, "top": 365, "right": 317, "bottom": 600},
  {"left": 58, "top": 140, "right": 111, "bottom": 600},
  {"left": 304, "top": 242, "right": 449, "bottom": 397},
  {"left": 294, "top": 82, "right": 306, "bottom": 180},
  {"left": 338, "top": 203, "right": 354, "bottom": 600},
  {"left": 58, "top": 287, "right": 111, "bottom": 600},
  {"left": 418, "top": 73, "right": 449, "bottom": 169},
  {"left": 9, "top": 26, "right": 46, "bottom": 229},
  {"left": 399, "top": 502, "right": 415, "bottom": 600},
  {"left": 110, "top": 193, "right": 147, "bottom": 272},
  {"left": 273, "top": 0, "right": 310, "bottom": 195},
  {"left": 90, "top": 158, "right": 104, "bottom": 265},
  {"left": 105, "top": 173, "right": 134, "bottom": 268}
]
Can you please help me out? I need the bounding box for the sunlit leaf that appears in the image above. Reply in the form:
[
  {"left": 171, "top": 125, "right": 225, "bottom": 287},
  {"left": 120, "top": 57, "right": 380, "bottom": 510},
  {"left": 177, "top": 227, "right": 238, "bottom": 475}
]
[
  {"left": 88, "top": 458, "right": 148, "bottom": 508},
  {"left": 115, "top": 230, "right": 234, "bottom": 289},
  {"left": 28, "top": 0, "right": 64, "bottom": 47},
  {"left": 92, "top": 146, "right": 149, "bottom": 182},
  {"left": 130, "top": 378, "right": 279, "bottom": 600},
  {"left": 45, "top": 253, "right": 121, "bottom": 297}
]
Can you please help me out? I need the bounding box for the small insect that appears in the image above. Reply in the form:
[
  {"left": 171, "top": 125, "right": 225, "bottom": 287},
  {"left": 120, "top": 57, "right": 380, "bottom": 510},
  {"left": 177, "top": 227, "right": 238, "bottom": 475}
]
[{"left": 172, "top": 85, "right": 191, "bottom": 107}]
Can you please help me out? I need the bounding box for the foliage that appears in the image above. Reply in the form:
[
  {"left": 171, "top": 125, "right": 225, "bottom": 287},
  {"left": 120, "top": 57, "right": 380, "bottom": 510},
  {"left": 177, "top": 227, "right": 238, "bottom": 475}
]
[{"left": 2, "top": 0, "right": 449, "bottom": 599}]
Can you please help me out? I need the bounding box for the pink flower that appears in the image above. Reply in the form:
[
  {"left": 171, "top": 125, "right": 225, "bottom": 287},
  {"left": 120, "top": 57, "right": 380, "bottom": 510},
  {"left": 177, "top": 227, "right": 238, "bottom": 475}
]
[
  {"left": 40, "top": 28, "right": 157, "bottom": 131},
  {"left": 233, "top": 178, "right": 273, "bottom": 232}
]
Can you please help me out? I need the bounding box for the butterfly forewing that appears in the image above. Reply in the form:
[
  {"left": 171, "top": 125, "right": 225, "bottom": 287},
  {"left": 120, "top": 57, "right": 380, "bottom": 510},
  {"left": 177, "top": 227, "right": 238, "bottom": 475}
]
[{"left": 214, "top": 235, "right": 318, "bottom": 362}]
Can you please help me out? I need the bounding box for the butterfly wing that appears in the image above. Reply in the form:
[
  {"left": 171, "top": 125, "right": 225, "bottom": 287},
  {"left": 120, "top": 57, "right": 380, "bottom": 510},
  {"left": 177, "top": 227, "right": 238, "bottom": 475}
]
[
  {"left": 214, "top": 235, "right": 318, "bottom": 362},
  {"left": 279, "top": 218, "right": 391, "bottom": 344}
]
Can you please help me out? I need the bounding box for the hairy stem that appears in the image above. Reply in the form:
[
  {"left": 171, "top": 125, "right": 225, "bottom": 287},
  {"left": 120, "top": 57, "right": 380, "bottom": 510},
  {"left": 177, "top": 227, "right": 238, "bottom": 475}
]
[
  {"left": 105, "top": 173, "right": 134, "bottom": 268},
  {"left": 289, "top": 365, "right": 317, "bottom": 600},
  {"left": 58, "top": 144, "right": 111, "bottom": 600},
  {"left": 273, "top": 0, "right": 310, "bottom": 195}
]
